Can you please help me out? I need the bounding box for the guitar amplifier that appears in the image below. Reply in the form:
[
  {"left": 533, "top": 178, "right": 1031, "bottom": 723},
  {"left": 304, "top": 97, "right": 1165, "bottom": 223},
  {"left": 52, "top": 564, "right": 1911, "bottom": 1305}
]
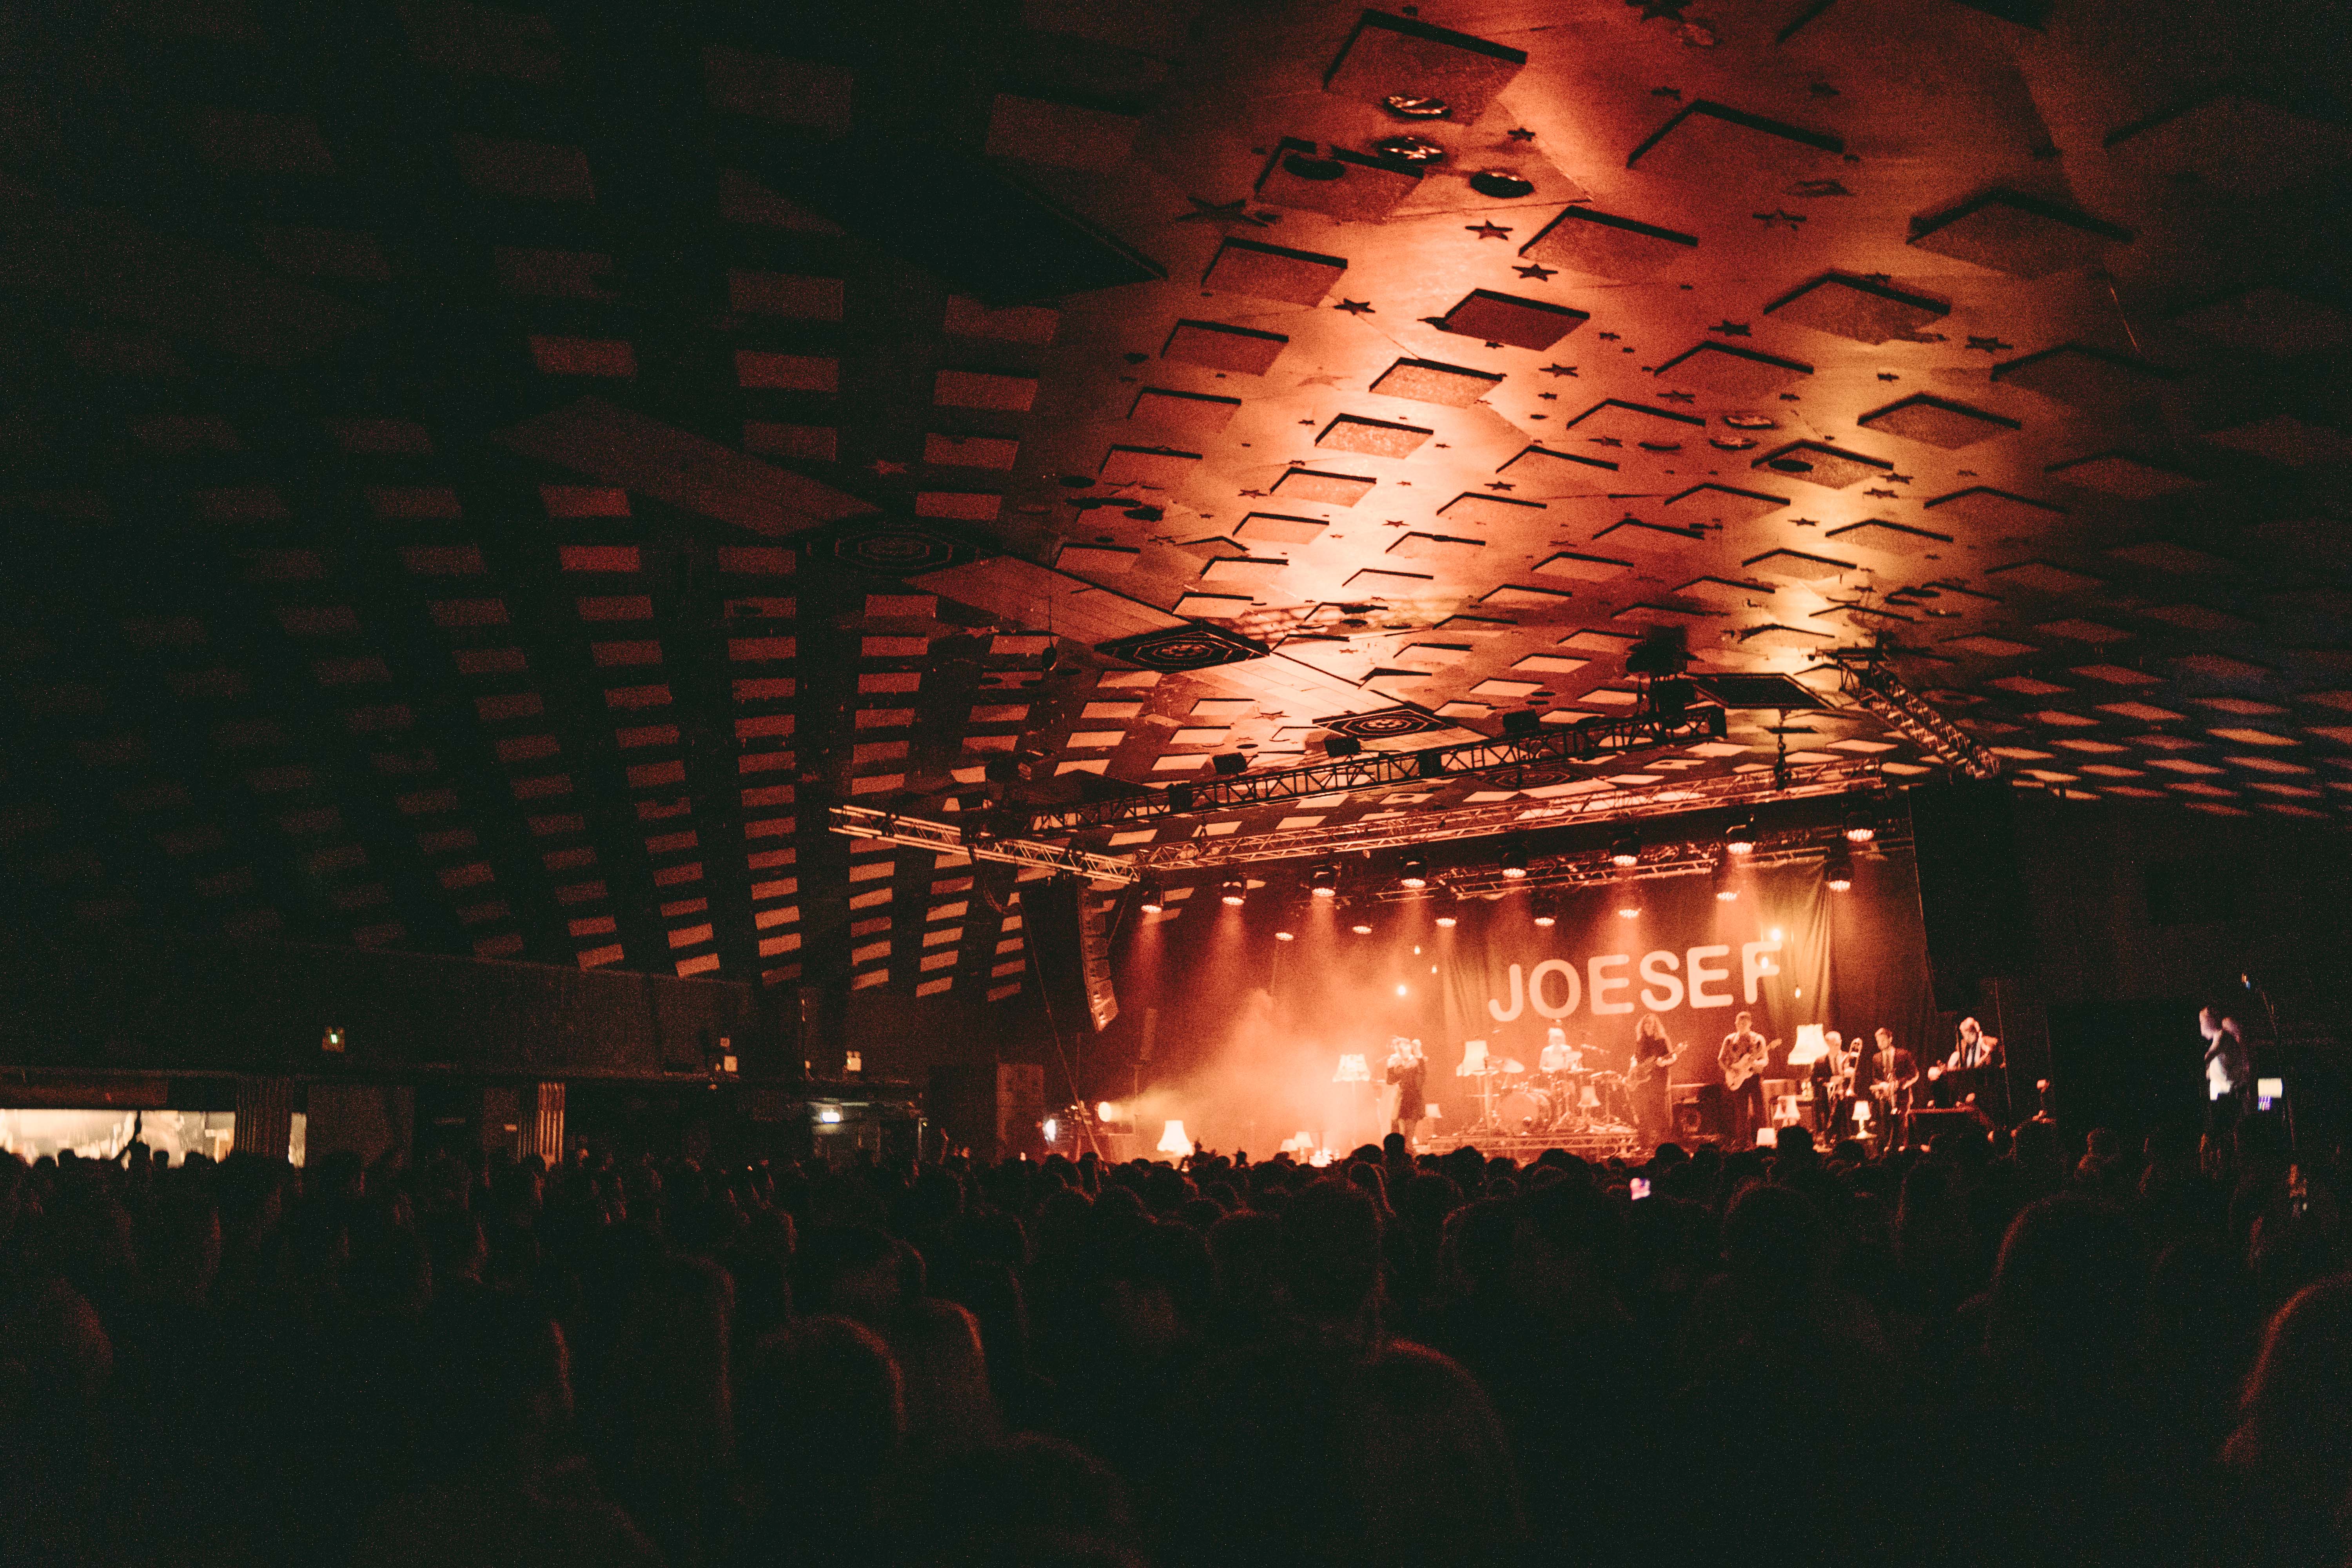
[
  {"left": 1909, "top": 1107, "right": 1993, "bottom": 1151},
  {"left": 1673, "top": 1082, "right": 1724, "bottom": 1139}
]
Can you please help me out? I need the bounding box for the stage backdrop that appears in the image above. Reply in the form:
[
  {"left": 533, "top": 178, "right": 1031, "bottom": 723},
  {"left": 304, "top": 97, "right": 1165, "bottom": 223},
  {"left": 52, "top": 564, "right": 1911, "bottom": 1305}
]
[{"left": 1097, "top": 847, "right": 1936, "bottom": 1154}]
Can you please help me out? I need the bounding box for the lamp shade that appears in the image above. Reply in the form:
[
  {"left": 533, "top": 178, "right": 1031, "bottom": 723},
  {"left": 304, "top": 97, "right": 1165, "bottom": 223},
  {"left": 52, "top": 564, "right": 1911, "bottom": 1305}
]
[{"left": 1157, "top": 1120, "right": 1192, "bottom": 1156}]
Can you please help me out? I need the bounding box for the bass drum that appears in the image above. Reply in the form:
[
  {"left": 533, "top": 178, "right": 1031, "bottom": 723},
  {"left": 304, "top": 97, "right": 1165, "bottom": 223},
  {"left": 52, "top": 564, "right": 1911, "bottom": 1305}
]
[{"left": 1497, "top": 1087, "right": 1553, "bottom": 1133}]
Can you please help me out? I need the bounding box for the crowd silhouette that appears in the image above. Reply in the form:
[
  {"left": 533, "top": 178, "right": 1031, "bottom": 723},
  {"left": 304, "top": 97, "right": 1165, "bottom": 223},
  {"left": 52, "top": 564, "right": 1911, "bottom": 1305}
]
[{"left": 1, "top": 1109, "right": 2345, "bottom": 1567}]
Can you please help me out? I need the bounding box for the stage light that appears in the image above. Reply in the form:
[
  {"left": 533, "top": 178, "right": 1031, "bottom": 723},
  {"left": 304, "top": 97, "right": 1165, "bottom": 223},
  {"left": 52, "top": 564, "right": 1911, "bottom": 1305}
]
[
  {"left": 1769, "top": 926, "right": 1782, "bottom": 942},
  {"left": 1396, "top": 984, "right": 1407, "bottom": 996},
  {"left": 1434, "top": 895, "right": 1459, "bottom": 929},
  {"left": 1725, "top": 817, "right": 1758, "bottom": 855},
  {"left": 1843, "top": 807, "right": 1878, "bottom": 844},
  {"left": 1500, "top": 844, "right": 1529, "bottom": 879},
  {"left": 1400, "top": 855, "right": 1427, "bottom": 889},
  {"left": 1309, "top": 865, "right": 1338, "bottom": 898},
  {"left": 1416, "top": 750, "right": 1447, "bottom": 779},
  {"left": 1324, "top": 734, "right": 1363, "bottom": 757},
  {"left": 1212, "top": 751, "right": 1248, "bottom": 776},
  {"left": 1274, "top": 929, "right": 1294, "bottom": 941},
  {"left": 1824, "top": 843, "right": 1854, "bottom": 891},
  {"left": 1609, "top": 834, "right": 1641, "bottom": 869},
  {"left": 1713, "top": 852, "right": 1739, "bottom": 902},
  {"left": 1532, "top": 898, "right": 1557, "bottom": 928},
  {"left": 1220, "top": 878, "right": 1246, "bottom": 907},
  {"left": 1098, "top": 1101, "right": 1121, "bottom": 1122},
  {"left": 1351, "top": 920, "right": 1373, "bottom": 935},
  {"left": 1617, "top": 901, "right": 1641, "bottom": 918},
  {"left": 1043, "top": 1117, "right": 1058, "bottom": 1143},
  {"left": 1138, "top": 881, "right": 1165, "bottom": 914}
]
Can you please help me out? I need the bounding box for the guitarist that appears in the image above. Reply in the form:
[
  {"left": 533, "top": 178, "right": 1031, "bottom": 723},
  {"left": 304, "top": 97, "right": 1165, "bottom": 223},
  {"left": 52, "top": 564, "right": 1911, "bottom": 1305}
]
[
  {"left": 1718, "top": 1011, "right": 1773, "bottom": 1146},
  {"left": 1628, "top": 1013, "right": 1684, "bottom": 1150}
]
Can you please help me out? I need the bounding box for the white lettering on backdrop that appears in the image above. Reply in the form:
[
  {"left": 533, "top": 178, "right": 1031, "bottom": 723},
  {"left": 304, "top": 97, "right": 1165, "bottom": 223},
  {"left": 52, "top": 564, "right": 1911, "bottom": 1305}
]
[{"left": 1486, "top": 940, "right": 1782, "bottom": 1022}]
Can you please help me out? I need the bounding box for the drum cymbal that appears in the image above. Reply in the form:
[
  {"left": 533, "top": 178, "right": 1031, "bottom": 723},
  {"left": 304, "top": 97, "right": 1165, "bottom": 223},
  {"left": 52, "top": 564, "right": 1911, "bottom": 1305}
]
[{"left": 1497, "top": 1059, "right": 1524, "bottom": 1075}]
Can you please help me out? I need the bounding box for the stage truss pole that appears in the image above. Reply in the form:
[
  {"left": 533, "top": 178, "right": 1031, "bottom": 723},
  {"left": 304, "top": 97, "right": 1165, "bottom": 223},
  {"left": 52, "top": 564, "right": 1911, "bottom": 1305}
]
[{"left": 829, "top": 804, "right": 1140, "bottom": 884}]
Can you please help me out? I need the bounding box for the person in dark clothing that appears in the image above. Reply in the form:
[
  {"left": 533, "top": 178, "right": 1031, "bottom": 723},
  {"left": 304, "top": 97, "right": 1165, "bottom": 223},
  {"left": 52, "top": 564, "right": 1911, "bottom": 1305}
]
[{"left": 1385, "top": 1039, "right": 1427, "bottom": 1145}]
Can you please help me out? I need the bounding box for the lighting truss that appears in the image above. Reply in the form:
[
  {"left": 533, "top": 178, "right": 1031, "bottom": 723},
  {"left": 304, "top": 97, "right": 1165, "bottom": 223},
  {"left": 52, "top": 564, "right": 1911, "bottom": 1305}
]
[
  {"left": 1129, "top": 758, "right": 1883, "bottom": 871},
  {"left": 1422, "top": 823, "right": 1915, "bottom": 900},
  {"left": 829, "top": 804, "right": 1139, "bottom": 884},
  {"left": 1827, "top": 650, "right": 2002, "bottom": 780},
  {"left": 1013, "top": 708, "right": 1728, "bottom": 837}
]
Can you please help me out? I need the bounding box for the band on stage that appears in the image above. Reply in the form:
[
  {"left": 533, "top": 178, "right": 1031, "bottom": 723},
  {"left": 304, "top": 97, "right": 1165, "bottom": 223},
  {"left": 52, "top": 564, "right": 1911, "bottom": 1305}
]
[{"left": 1385, "top": 1014, "right": 2011, "bottom": 1151}]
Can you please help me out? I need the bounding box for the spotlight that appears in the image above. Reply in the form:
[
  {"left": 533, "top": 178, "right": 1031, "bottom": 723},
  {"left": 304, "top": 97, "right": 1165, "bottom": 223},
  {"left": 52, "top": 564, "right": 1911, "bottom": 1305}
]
[
  {"left": 1097, "top": 1101, "right": 1121, "bottom": 1123},
  {"left": 1274, "top": 928, "right": 1294, "bottom": 942},
  {"left": 1616, "top": 899, "right": 1641, "bottom": 918},
  {"left": 1352, "top": 920, "right": 1373, "bottom": 935},
  {"left": 1416, "top": 750, "right": 1446, "bottom": 779},
  {"left": 1324, "top": 733, "right": 1363, "bottom": 757},
  {"left": 1138, "top": 881, "right": 1165, "bottom": 914},
  {"left": 1309, "top": 865, "right": 1339, "bottom": 899},
  {"left": 1824, "top": 843, "right": 1854, "bottom": 891},
  {"left": 1500, "top": 844, "right": 1529, "bottom": 880},
  {"left": 1220, "top": 878, "right": 1246, "bottom": 907},
  {"left": 1500, "top": 708, "right": 1539, "bottom": 737},
  {"left": 1609, "top": 835, "right": 1641, "bottom": 869},
  {"left": 1725, "top": 817, "right": 1758, "bottom": 856},
  {"left": 1400, "top": 855, "right": 1428, "bottom": 889},
  {"left": 1843, "top": 807, "right": 1877, "bottom": 844},
  {"left": 1713, "top": 851, "right": 1739, "bottom": 902},
  {"left": 1532, "top": 904, "right": 1557, "bottom": 928},
  {"left": 1212, "top": 752, "right": 1248, "bottom": 776},
  {"left": 1434, "top": 893, "right": 1460, "bottom": 929}
]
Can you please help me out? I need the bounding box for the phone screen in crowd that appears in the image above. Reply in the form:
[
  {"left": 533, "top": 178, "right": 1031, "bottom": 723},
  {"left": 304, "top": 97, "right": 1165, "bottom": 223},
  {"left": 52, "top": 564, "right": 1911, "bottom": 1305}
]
[{"left": 1630, "top": 1177, "right": 1651, "bottom": 1201}]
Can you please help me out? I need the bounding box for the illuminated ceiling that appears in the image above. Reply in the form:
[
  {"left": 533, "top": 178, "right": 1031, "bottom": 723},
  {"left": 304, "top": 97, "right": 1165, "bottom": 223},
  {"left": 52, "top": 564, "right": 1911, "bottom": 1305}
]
[{"left": 0, "top": 0, "right": 2345, "bottom": 998}]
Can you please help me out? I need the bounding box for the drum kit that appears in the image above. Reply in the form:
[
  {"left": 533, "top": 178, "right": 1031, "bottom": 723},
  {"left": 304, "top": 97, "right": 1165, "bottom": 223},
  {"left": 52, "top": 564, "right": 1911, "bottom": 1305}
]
[{"left": 1463, "top": 1049, "right": 1633, "bottom": 1137}]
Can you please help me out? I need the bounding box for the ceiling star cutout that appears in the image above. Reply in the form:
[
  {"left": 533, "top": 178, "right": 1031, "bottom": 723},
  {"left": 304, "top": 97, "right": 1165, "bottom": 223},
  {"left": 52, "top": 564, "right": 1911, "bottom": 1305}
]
[
  {"left": 1540, "top": 363, "right": 1578, "bottom": 377},
  {"left": 1506, "top": 127, "right": 1537, "bottom": 142},
  {"left": 1589, "top": 436, "right": 1624, "bottom": 448},
  {"left": 1877, "top": 372, "right": 1901, "bottom": 381},
  {"left": 1334, "top": 299, "right": 1376, "bottom": 315},
  {"left": 1658, "top": 389, "right": 1696, "bottom": 403},
  {"left": 1514, "top": 262, "right": 1558, "bottom": 280},
  {"left": 1864, "top": 487, "right": 1899, "bottom": 498},
  {"left": 1709, "top": 320, "right": 1752, "bottom": 336},
  {"left": 1237, "top": 488, "right": 1267, "bottom": 497},
  {"left": 1651, "top": 85, "right": 1683, "bottom": 99},
  {"left": 1886, "top": 473, "right": 1914, "bottom": 484},
  {"left": 868, "top": 459, "right": 908, "bottom": 476},
  {"left": 1465, "top": 221, "right": 1513, "bottom": 239},
  {"left": 1175, "top": 195, "right": 1274, "bottom": 227},
  {"left": 1752, "top": 209, "right": 1807, "bottom": 229},
  {"left": 1486, "top": 481, "right": 1516, "bottom": 492},
  {"left": 1536, "top": 391, "right": 1559, "bottom": 401},
  {"left": 1966, "top": 336, "right": 2013, "bottom": 353}
]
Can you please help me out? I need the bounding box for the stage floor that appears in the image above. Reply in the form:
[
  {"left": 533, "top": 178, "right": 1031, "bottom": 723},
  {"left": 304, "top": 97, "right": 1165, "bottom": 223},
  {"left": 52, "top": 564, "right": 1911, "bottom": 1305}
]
[{"left": 1425, "top": 1125, "right": 1645, "bottom": 1162}]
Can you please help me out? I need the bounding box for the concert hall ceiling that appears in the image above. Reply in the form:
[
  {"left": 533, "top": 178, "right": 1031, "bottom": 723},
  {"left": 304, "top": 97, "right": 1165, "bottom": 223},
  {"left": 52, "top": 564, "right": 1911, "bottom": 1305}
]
[{"left": 0, "top": 0, "right": 2345, "bottom": 995}]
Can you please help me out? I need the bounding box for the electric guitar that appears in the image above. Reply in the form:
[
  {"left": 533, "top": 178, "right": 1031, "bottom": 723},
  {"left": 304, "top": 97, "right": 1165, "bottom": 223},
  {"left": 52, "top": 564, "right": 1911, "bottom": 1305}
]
[
  {"left": 1628, "top": 1040, "right": 1686, "bottom": 1084},
  {"left": 1721, "top": 1036, "right": 1783, "bottom": 1093}
]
